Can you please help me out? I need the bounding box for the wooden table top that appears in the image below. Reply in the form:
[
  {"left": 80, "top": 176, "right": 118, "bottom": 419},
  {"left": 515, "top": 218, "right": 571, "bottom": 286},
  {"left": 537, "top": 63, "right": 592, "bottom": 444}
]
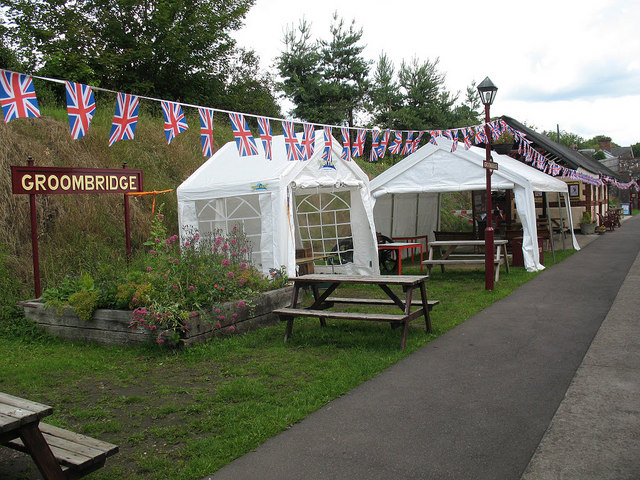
[
  {"left": 0, "top": 392, "right": 52, "bottom": 434},
  {"left": 289, "top": 274, "right": 429, "bottom": 286},
  {"left": 429, "top": 239, "right": 508, "bottom": 247},
  {"left": 378, "top": 242, "right": 422, "bottom": 248}
]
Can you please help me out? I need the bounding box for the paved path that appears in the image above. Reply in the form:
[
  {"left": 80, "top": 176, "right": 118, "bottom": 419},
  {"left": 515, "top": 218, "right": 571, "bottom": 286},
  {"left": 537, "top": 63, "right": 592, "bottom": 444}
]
[{"left": 208, "top": 216, "right": 640, "bottom": 480}]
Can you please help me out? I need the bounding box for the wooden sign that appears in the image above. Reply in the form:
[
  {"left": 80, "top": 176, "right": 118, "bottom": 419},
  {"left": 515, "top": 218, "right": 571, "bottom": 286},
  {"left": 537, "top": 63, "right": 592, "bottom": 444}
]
[
  {"left": 483, "top": 160, "right": 498, "bottom": 171},
  {"left": 11, "top": 166, "right": 143, "bottom": 195}
]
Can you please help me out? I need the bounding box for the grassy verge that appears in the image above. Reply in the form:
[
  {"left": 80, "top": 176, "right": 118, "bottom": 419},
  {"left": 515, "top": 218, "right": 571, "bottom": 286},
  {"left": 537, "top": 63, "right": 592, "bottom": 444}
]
[{"left": 0, "top": 249, "right": 574, "bottom": 479}]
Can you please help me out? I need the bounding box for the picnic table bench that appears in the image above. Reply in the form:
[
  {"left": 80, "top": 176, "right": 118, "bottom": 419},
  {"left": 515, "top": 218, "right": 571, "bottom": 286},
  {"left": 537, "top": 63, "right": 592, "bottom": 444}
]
[
  {"left": 273, "top": 274, "right": 438, "bottom": 349},
  {"left": 422, "top": 239, "right": 510, "bottom": 281},
  {"left": 0, "top": 391, "right": 118, "bottom": 479}
]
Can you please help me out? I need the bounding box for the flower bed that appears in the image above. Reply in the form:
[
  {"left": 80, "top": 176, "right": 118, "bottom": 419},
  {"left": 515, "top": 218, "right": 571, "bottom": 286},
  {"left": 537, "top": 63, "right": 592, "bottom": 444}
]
[{"left": 19, "top": 286, "right": 293, "bottom": 347}]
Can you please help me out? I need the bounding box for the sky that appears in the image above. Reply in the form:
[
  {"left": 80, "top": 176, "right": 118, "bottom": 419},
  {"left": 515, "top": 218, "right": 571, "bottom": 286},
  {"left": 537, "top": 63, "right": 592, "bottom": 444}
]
[{"left": 233, "top": 0, "right": 640, "bottom": 146}]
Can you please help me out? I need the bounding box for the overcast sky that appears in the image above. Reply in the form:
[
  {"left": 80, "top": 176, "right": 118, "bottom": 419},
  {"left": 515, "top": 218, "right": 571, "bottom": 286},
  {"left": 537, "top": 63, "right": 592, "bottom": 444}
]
[{"left": 233, "top": 0, "right": 640, "bottom": 146}]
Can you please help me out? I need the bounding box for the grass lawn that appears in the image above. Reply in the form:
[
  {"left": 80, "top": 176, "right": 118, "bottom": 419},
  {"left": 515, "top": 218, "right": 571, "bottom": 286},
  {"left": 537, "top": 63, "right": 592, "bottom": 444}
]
[{"left": 0, "top": 249, "right": 574, "bottom": 479}]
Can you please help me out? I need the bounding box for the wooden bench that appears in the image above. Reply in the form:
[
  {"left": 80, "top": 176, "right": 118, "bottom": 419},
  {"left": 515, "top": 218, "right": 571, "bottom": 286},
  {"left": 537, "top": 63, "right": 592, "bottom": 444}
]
[
  {"left": 4, "top": 422, "right": 118, "bottom": 479},
  {"left": 325, "top": 297, "right": 440, "bottom": 308}
]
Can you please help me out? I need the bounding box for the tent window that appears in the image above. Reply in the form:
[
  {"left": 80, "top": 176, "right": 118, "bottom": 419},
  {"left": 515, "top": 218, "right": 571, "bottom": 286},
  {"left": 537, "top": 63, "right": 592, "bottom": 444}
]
[
  {"left": 194, "top": 195, "right": 265, "bottom": 266},
  {"left": 296, "top": 191, "right": 352, "bottom": 263}
]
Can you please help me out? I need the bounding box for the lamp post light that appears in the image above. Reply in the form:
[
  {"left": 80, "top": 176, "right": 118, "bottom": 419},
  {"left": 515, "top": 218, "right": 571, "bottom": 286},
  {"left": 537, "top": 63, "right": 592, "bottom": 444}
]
[{"left": 477, "top": 77, "right": 498, "bottom": 290}]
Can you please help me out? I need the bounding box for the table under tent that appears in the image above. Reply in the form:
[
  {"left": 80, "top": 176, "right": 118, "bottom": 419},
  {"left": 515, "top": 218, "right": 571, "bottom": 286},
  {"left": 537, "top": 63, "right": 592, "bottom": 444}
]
[
  {"left": 369, "top": 139, "right": 580, "bottom": 272},
  {"left": 176, "top": 130, "right": 380, "bottom": 277}
]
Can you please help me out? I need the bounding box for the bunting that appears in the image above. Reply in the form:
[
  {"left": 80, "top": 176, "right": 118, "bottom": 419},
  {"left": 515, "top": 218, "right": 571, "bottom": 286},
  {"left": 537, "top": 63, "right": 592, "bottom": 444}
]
[
  {"left": 301, "top": 123, "right": 315, "bottom": 160},
  {"left": 257, "top": 117, "right": 273, "bottom": 160},
  {"left": 0, "top": 70, "right": 40, "bottom": 123},
  {"left": 352, "top": 129, "right": 366, "bottom": 157},
  {"left": 65, "top": 81, "right": 95, "bottom": 139},
  {"left": 378, "top": 130, "right": 390, "bottom": 158},
  {"left": 402, "top": 131, "right": 414, "bottom": 155},
  {"left": 229, "top": 113, "right": 258, "bottom": 156},
  {"left": 340, "top": 127, "right": 351, "bottom": 161},
  {"left": 322, "top": 126, "right": 335, "bottom": 168},
  {"left": 108, "top": 93, "right": 139, "bottom": 147},
  {"left": 199, "top": 108, "right": 215, "bottom": 157},
  {"left": 369, "top": 130, "right": 380, "bottom": 162},
  {"left": 412, "top": 131, "right": 424, "bottom": 153},
  {"left": 389, "top": 131, "right": 403, "bottom": 155},
  {"left": 161, "top": 101, "right": 188, "bottom": 144},
  {"left": 282, "top": 120, "right": 303, "bottom": 161}
]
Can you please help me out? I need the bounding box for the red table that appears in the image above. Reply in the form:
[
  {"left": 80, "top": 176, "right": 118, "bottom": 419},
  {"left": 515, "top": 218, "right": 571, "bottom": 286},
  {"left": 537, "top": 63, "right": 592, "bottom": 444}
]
[{"left": 378, "top": 242, "right": 423, "bottom": 275}]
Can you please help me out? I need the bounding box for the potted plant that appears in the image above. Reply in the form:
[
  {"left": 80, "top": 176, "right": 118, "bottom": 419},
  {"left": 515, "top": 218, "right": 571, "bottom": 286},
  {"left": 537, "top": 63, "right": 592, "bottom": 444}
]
[
  {"left": 579, "top": 211, "right": 596, "bottom": 235},
  {"left": 493, "top": 131, "right": 514, "bottom": 154}
]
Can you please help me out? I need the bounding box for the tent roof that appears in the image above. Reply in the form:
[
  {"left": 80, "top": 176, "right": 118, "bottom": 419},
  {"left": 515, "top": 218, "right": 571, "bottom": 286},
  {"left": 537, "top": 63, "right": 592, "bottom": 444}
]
[
  {"left": 370, "top": 139, "right": 568, "bottom": 197},
  {"left": 178, "top": 131, "right": 368, "bottom": 197}
]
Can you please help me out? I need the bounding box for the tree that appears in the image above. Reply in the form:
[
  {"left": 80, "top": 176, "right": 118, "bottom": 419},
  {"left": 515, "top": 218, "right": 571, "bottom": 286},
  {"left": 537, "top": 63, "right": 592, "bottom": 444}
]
[
  {"left": 2, "top": 0, "right": 275, "bottom": 111},
  {"left": 544, "top": 129, "right": 586, "bottom": 149},
  {"left": 367, "top": 52, "right": 402, "bottom": 128},
  {"left": 277, "top": 13, "right": 371, "bottom": 126}
]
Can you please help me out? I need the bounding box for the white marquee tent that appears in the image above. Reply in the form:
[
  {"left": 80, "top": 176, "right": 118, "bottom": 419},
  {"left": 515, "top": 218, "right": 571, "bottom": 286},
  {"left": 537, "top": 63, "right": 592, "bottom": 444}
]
[
  {"left": 370, "top": 139, "right": 579, "bottom": 272},
  {"left": 177, "top": 131, "right": 380, "bottom": 277}
]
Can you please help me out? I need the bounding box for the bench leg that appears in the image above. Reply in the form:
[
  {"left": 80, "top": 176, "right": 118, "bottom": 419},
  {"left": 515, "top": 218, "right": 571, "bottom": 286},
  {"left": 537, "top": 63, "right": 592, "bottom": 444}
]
[
  {"left": 419, "top": 282, "right": 432, "bottom": 333},
  {"left": 19, "top": 423, "right": 66, "bottom": 480},
  {"left": 319, "top": 317, "right": 327, "bottom": 328},
  {"left": 284, "top": 317, "right": 293, "bottom": 342}
]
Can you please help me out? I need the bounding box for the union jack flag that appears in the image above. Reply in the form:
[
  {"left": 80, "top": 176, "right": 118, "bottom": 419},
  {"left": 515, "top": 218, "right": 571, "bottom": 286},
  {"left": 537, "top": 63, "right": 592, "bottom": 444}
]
[
  {"left": 257, "top": 117, "right": 273, "bottom": 160},
  {"left": 340, "top": 127, "right": 351, "bottom": 161},
  {"left": 282, "top": 120, "right": 303, "bottom": 161},
  {"left": 198, "top": 108, "right": 215, "bottom": 157},
  {"left": 489, "top": 121, "right": 502, "bottom": 140},
  {"left": 369, "top": 130, "right": 380, "bottom": 162},
  {"left": 389, "top": 131, "right": 403, "bottom": 155},
  {"left": 463, "top": 128, "right": 472, "bottom": 150},
  {"left": 451, "top": 130, "right": 459, "bottom": 152},
  {"left": 429, "top": 130, "right": 439, "bottom": 145},
  {"left": 0, "top": 70, "right": 40, "bottom": 123},
  {"left": 412, "top": 131, "right": 424, "bottom": 153},
  {"left": 229, "top": 113, "right": 258, "bottom": 156},
  {"left": 65, "top": 81, "right": 95, "bottom": 140},
  {"left": 301, "top": 123, "right": 315, "bottom": 160},
  {"left": 475, "top": 126, "right": 487, "bottom": 144},
  {"left": 322, "top": 126, "right": 335, "bottom": 168},
  {"left": 161, "top": 101, "right": 188, "bottom": 144},
  {"left": 351, "top": 129, "right": 366, "bottom": 157},
  {"left": 108, "top": 93, "right": 139, "bottom": 147},
  {"left": 378, "top": 130, "right": 390, "bottom": 158},
  {"left": 441, "top": 130, "right": 453, "bottom": 141},
  {"left": 402, "top": 131, "right": 415, "bottom": 155}
]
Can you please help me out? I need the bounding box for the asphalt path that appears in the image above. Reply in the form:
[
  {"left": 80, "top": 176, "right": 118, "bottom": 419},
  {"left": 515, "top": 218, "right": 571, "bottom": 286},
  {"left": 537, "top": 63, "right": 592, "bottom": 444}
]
[{"left": 207, "top": 216, "right": 640, "bottom": 480}]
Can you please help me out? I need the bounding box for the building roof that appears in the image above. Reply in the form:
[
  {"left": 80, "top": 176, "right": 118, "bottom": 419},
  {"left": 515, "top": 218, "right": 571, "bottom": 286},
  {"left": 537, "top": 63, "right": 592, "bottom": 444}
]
[{"left": 500, "top": 116, "right": 620, "bottom": 180}]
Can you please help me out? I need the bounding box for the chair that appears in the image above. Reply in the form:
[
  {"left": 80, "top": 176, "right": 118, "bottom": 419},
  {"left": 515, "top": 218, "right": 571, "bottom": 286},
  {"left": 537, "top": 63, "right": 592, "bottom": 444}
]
[{"left": 597, "top": 213, "right": 615, "bottom": 231}]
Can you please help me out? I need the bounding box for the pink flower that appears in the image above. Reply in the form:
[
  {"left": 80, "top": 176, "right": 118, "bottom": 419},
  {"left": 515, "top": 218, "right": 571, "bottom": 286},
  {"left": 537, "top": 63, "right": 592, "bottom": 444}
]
[
  {"left": 157, "top": 339, "right": 165, "bottom": 344},
  {"left": 218, "top": 315, "right": 226, "bottom": 321},
  {"left": 157, "top": 214, "right": 164, "bottom": 219},
  {"left": 150, "top": 249, "right": 156, "bottom": 255},
  {"left": 147, "top": 266, "right": 153, "bottom": 271},
  {"left": 232, "top": 225, "right": 238, "bottom": 231},
  {"left": 163, "top": 274, "right": 168, "bottom": 278},
  {"left": 215, "top": 322, "right": 221, "bottom": 328},
  {"left": 232, "top": 313, "right": 238, "bottom": 318},
  {"left": 240, "top": 262, "right": 248, "bottom": 268},
  {"left": 231, "top": 238, "right": 237, "bottom": 245},
  {"left": 215, "top": 236, "right": 223, "bottom": 245},
  {"left": 215, "top": 308, "right": 221, "bottom": 313},
  {"left": 242, "top": 247, "right": 248, "bottom": 253},
  {"left": 237, "top": 301, "right": 246, "bottom": 308},
  {"left": 166, "top": 239, "right": 171, "bottom": 245},
  {"left": 238, "top": 278, "right": 246, "bottom": 285},
  {"left": 228, "top": 325, "right": 236, "bottom": 332},
  {"left": 132, "top": 297, "right": 138, "bottom": 303},
  {"left": 222, "top": 259, "right": 231, "bottom": 266},
  {"left": 184, "top": 241, "right": 190, "bottom": 247},
  {"left": 155, "top": 238, "right": 161, "bottom": 243},
  {"left": 189, "top": 285, "right": 195, "bottom": 291},
  {"left": 174, "top": 259, "right": 179, "bottom": 264},
  {"left": 222, "top": 243, "right": 229, "bottom": 251},
  {"left": 227, "top": 272, "right": 235, "bottom": 279}
]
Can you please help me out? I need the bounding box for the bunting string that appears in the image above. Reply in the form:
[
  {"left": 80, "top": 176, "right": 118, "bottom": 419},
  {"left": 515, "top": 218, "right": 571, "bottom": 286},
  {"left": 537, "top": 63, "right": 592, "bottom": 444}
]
[{"left": 1, "top": 68, "right": 636, "bottom": 191}]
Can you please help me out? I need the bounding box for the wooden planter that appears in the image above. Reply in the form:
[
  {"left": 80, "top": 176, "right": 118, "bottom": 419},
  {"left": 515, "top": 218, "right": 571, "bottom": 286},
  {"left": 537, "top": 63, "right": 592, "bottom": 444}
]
[{"left": 19, "top": 286, "right": 293, "bottom": 347}]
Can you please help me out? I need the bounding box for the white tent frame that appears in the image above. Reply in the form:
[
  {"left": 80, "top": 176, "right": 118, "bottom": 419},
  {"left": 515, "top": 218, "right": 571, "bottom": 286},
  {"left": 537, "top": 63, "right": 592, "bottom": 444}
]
[{"left": 370, "top": 140, "right": 579, "bottom": 272}]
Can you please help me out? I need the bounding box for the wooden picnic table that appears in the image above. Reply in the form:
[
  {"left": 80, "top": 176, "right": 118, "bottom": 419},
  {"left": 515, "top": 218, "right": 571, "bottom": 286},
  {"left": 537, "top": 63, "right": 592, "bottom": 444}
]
[
  {"left": 377, "top": 242, "right": 423, "bottom": 275},
  {"left": 0, "top": 391, "right": 118, "bottom": 479},
  {"left": 273, "top": 274, "right": 438, "bottom": 349},
  {"left": 422, "top": 239, "right": 510, "bottom": 281}
]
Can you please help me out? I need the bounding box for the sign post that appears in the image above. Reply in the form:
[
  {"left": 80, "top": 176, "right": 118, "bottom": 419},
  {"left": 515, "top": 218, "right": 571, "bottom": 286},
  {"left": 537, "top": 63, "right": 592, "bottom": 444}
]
[{"left": 11, "top": 160, "right": 143, "bottom": 297}]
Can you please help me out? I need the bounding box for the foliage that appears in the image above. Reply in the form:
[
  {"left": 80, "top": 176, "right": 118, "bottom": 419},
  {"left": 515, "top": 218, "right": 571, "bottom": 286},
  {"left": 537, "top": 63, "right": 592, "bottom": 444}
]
[
  {"left": 39, "top": 209, "right": 288, "bottom": 344},
  {"left": 1, "top": 0, "right": 280, "bottom": 114},
  {"left": 580, "top": 211, "right": 593, "bottom": 224},
  {"left": 592, "top": 150, "right": 606, "bottom": 160},
  {"left": 277, "top": 13, "right": 371, "bottom": 126},
  {"left": 494, "top": 131, "right": 514, "bottom": 145},
  {"left": 632, "top": 142, "right": 640, "bottom": 158},
  {"left": 544, "top": 129, "right": 585, "bottom": 148}
]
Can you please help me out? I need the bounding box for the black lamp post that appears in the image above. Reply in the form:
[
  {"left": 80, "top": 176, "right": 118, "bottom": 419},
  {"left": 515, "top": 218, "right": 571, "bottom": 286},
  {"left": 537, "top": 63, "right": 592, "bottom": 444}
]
[{"left": 477, "top": 77, "right": 498, "bottom": 290}]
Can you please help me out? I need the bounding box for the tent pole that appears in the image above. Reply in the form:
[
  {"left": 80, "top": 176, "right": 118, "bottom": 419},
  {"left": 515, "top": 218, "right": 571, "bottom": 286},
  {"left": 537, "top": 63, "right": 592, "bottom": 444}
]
[
  {"left": 390, "top": 194, "right": 395, "bottom": 238},
  {"left": 545, "top": 193, "right": 556, "bottom": 262},
  {"left": 557, "top": 192, "right": 566, "bottom": 251},
  {"left": 414, "top": 193, "right": 419, "bottom": 236}
]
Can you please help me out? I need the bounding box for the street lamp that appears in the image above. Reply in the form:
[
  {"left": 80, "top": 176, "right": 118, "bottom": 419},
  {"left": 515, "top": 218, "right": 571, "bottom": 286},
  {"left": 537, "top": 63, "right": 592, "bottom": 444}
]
[{"left": 477, "top": 77, "right": 498, "bottom": 290}]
